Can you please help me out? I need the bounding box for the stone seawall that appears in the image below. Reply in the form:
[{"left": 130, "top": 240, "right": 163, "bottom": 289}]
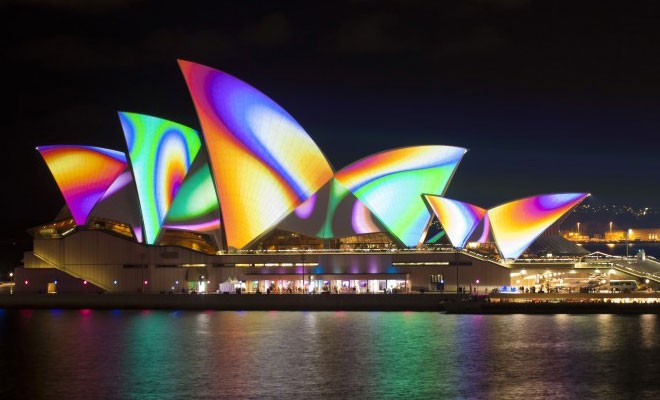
[{"left": 0, "top": 293, "right": 448, "bottom": 311}]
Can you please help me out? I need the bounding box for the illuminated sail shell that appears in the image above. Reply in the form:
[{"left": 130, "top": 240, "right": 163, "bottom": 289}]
[
  {"left": 119, "top": 112, "right": 201, "bottom": 244},
  {"left": 488, "top": 193, "right": 590, "bottom": 259},
  {"left": 90, "top": 169, "right": 145, "bottom": 242},
  {"left": 423, "top": 196, "right": 487, "bottom": 248},
  {"left": 163, "top": 150, "right": 223, "bottom": 248},
  {"left": 277, "top": 178, "right": 384, "bottom": 239},
  {"left": 335, "top": 146, "right": 466, "bottom": 247},
  {"left": 179, "top": 60, "right": 334, "bottom": 249},
  {"left": 37, "top": 145, "right": 127, "bottom": 226}
]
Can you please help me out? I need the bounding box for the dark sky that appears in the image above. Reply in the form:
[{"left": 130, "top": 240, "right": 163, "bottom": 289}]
[{"left": 4, "top": 0, "right": 660, "bottom": 238}]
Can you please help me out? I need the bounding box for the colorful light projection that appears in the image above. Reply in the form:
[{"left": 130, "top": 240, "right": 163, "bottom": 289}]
[
  {"left": 179, "top": 60, "right": 334, "bottom": 249},
  {"left": 277, "top": 178, "right": 383, "bottom": 239},
  {"left": 468, "top": 213, "right": 491, "bottom": 244},
  {"left": 119, "top": 112, "right": 201, "bottom": 244},
  {"left": 488, "top": 193, "right": 590, "bottom": 260},
  {"left": 90, "top": 170, "right": 145, "bottom": 243},
  {"left": 335, "top": 146, "right": 466, "bottom": 247},
  {"left": 37, "top": 145, "right": 127, "bottom": 226},
  {"left": 423, "top": 196, "right": 487, "bottom": 248},
  {"left": 163, "top": 162, "right": 221, "bottom": 233}
]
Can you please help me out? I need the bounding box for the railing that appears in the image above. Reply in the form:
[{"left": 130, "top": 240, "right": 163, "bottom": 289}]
[{"left": 225, "top": 247, "right": 458, "bottom": 255}]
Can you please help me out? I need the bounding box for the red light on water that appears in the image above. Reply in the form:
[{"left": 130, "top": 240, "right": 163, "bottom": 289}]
[
  {"left": 24, "top": 280, "right": 28, "bottom": 285},
  {"left": 83, "top": 280, "right": 88, "bottom": 285}
]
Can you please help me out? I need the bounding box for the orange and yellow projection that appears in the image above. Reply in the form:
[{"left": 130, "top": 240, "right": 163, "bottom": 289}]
[
  {"left": 37, "top": 145, "right": 127, "bottom": 226},
  {"left": 488, "top": 193, "right": 590, "bottom": 259},
  {"left": 179, "top": 60, "right": 334, "bottom": 249}
]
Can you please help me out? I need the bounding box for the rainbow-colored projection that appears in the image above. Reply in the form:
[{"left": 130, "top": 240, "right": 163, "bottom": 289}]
[
  {"left": 335, "top": 146, "right": 466, "bottom": 247},
  {"left": 277, "top": 178, "right": 383, "bottom": 239},
  {"left": 179, "top": 60, "right": 334, "bottom": 249},
  {"left": 488, "top": 193, "right": 590, "bottom": 260},
  {"left": 37, "top": 145, "right": 127, "bottom": 226},
  {"left": 119, "top": 112, "right": 201, "bottom": 244},
  {"left": 423, "top": 196, "right": 487, "bottom": 248},
  {"left": 163, "top": 162, "right": 221, "bottom": 233},
  {"left": 90, "top": 170, "right": 145, "bottom": 243}
]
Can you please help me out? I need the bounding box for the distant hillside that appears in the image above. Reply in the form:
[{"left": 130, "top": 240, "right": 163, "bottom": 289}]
[{"left": 562, "top": 204, "right": 660, "bottom": 236}]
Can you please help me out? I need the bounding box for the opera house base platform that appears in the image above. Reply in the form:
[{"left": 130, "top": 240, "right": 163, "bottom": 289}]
[{"left": 16, "top": 230, "right": 510, "bottom": 297}]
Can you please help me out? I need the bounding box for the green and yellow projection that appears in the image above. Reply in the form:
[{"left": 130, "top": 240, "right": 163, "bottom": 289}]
[
  {"left": 335, "top": 146, "right": 466, "bottom": 247},
  {"left": 119, "top": 112, "right": 201, "bottom": 244}
]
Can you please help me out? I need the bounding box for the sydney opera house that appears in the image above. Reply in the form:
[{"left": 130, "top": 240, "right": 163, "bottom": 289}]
[{"left": 17, "top": 60, "right": 590, "bottom": 294}]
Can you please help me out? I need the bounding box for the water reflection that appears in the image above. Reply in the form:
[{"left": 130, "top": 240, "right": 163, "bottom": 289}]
[{"left": 0, "top": 311, "right": 659, "bottom": 399}]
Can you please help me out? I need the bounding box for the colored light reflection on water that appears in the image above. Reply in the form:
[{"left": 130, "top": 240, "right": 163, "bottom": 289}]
[{"left": 0, "top": 311, "right": 659, "bottom": 399}]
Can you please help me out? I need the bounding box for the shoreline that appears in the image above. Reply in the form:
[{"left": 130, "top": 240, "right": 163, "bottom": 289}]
[{"left": 2, "top": 293, "right": 660, "bottom": 313}]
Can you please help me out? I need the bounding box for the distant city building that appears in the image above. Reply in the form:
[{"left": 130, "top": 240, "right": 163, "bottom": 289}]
[{"left": 605, "top": 229, "right": 660, "bottom": 241}]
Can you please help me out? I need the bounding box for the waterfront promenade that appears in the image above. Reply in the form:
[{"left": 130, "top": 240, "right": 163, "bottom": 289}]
[{"left": 2, "top": 291, "right": 660, "bottom": 313}]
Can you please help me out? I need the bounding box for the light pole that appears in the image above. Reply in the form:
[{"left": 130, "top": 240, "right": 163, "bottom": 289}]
[
  {"left": 301, "top": 251, "right": 306, "bottom": 293},
  {"left": 577, "top": 222, "right": 580, "bottom": 236},
  {"left": 455, "top": 247, "right": 460, "bottom": 295},
  {"left": 609, "top": 221, "right": 613, "bottom": 235},
  {"left": 626, "top": 229, "right": 632, "bottom": 258}
]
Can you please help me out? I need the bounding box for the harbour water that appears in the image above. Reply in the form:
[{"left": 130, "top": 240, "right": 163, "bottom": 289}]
[{"left": 1, "top": 310, "right": 659, "bottom": 399}]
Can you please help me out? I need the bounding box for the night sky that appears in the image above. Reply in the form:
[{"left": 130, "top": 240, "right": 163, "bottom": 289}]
[{"left": 4, "top": 0, "right": 660, "bottom": 241}]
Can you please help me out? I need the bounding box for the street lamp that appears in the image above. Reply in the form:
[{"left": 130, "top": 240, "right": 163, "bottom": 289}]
[
  {"left": 609, "top": 221, "right": 613, "bottom": 235},
  {"left": 626, "top": 229, "right": 632, "bottom": 258},
  {"left": 577, "top": 222, "right": 580, "bottom": 236}
]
